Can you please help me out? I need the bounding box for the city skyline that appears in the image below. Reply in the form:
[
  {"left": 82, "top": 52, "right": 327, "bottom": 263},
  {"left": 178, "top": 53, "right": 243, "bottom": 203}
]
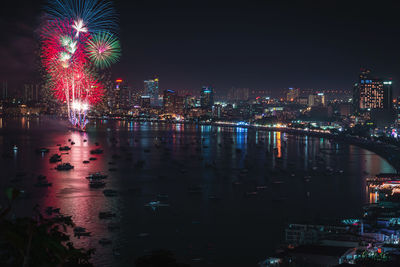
[{"left": 2, "top": 0, "right": 400, "bottom": 93}]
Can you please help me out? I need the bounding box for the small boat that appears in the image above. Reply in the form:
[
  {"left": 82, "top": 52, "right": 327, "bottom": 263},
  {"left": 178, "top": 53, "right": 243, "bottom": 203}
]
[
  {"left": 89, "top": 157, "right": 97, "bottom": 161},
  {"left": 245, "top": 191, "right": 258, "bottom": 197},
  {"left": 99, "top": 211, "right": 116, "bottom": 219},
  {"left": 35, "top": 147, "right": 49, "bottom": 153},
  {"left": 35, "top": 180, "right": 52, "bottom": 187},
  {"left": 108, "top": 168, "right": 117, "bottom": 171},
  {"left": 90, "top": 148, "right": 103, "bottom": 154},
  {"left": 86, "top": 173, "right": 108, "bottom": 180},
  {"left": 49, "top": 154, "right": 62, "bottom": 163},
  {"left": 74, "top": 231, "right": 92, "bottom": 239},
  {"left": 145, "top": 201, "right": 170, "bottom": 210},
  {"left": 71, "top": 141, "right": 75, "bottom": 145},
  {"left": 59, "top": 146, "right": 71, "bottom": 151},
  {"left": 83, "top": 139, "right": 87, "bottom": 142},
  {"left": 82, "top": 160, "right": 90, "bottom": 164},
  {"left": 137, "top": 233, "right": 150, "bottom": 238},
  {"left": 103, "top": 189, "right": 118, "bottom": 197},
  {"left": 56, "top": 163, "right": 74, "bottom": 171}
]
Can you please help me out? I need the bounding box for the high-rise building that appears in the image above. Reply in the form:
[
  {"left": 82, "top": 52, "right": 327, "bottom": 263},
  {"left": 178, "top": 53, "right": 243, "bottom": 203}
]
[
  {"left": 163, "top": 89, "right": 183, "bottom": 114},
  {"left": 144, "top": 77, "right": 159, "bottom": 107},
  {"left": 200, "top": 86, "right": 214, "bottom": 109},
  {"left": 163, "top": 89, "right": 176, "bottom": 113},
  {"left": 286, "top": 87, "right": 300, "bottom": 102},
  {"left": 140, "top": 96, "right": 151, "bottom": 108},
  {"left": 112, "top": 79, "right": 132, "bottom": 111},
  {"left": 184, "top": 94, "right": 197, "bottom": 109},
  {"left": 353, "top": 69, "right": 392, "bottom": 111},
  {"left": 308, "top": 93, "right": 325, "bottom": 107},
  {"left": 23, "top": 84, "right": 41, "bottom": 103}
]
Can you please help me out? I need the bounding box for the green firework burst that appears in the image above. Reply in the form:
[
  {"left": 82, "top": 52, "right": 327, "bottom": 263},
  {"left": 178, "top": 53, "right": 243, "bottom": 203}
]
[{"left": 86, "top": 31, "right": 121, "bottom": 68}]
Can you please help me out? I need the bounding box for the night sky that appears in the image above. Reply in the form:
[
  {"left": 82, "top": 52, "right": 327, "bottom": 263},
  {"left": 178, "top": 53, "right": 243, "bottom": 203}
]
[{"left": 2, "top": 0, "right": 400, "bottom": 94}]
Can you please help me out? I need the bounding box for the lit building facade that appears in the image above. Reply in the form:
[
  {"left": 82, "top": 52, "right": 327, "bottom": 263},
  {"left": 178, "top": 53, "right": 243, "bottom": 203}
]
[
  {"left": 200, "top": 86, "right": 214, "bottom": 109},
  {"left": 144, "top": 77, "right": 160, "bottom": 107},
  {"left": 286, "top": 87, "right": 300, "bottom": 102},
  {"left": 353, "top": 69, "right": 392, "bottom": 111},
  {"left": 308, "top": 93, "right": 325, "bottom": 107}
]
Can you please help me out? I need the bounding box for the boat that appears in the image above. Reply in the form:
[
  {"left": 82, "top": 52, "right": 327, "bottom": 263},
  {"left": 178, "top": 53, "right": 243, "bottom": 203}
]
[
  {"left": 35, "top": 147, "right": 49, "bottom": 153},
  {"left": 83, "top": 160, "right": 90, "bottom": 164},
  {"left": 59, "top": 146, "right": 71, "bottom": 151},
  {"left": 90, "top": 148, "right": 103, "bottom": 154},
  {"left": 74, "top": 227, "right": 91, "bottom": 238},
  {"left": 35, "top": 180, "right": 52, "bottom": 187},
  {"left": 49, "top": 154, "right": 61, "bottom": 163},
  {"left": 245, "top": 191, "right": 258, "bottom": 197},
  {"left": 103, "top": 189, "right": 118, "bottom": 197},
  {"left": 89, "top": 180, "right": 106, "bottom": 188},
  {"left": 71, "top": 141, "right": 75, "bottom": 145},
  {"left": 55, "top": 163, "right": 74, "bottom": 171},
  {"left": 86, "top": 173, "right": 108, "bottom": 180},
  {"left": 145, "top": 201, "right": 170, "bottom": 210},
  {"left": 137, "top": 233, "right": 150, "bottom": 238},
  {"left": 89, "top": 157, "right": 97, "bottom": 161},
  {"left": 108, "top": 168, "right": 117, "bottom": 171},
  {"left": 99, "top": 211, "right": 116, "bottom": 219}
]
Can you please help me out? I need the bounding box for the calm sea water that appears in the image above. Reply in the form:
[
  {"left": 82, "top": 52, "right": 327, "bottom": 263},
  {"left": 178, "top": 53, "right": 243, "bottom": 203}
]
[{"left": 0, "top": 117, "right": 395, "bottom": 266}]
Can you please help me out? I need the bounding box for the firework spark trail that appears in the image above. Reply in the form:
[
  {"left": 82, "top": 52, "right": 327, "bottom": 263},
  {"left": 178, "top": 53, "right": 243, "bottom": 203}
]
[{"left": 40, "top": 0, "right": 120, "bottom": 130}]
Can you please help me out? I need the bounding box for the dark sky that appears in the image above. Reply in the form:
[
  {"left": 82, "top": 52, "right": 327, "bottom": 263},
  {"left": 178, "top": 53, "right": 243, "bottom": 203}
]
[{"left": 2, "top": 0, "right": 400, "bottom": 94}]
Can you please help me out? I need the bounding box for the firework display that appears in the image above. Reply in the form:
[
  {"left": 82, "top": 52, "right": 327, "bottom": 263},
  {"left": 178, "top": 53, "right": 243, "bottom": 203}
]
[{"left": 41, "top": 0, "right": 120, "bottom": 130}]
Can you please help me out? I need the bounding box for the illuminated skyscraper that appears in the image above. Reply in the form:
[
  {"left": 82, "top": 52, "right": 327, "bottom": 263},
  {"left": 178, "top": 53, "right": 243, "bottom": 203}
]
[
  {"left": 308, "top": 93, "right": 325, "bottom": 107},
  {"left": 353, "top": 69, "right": 392, "bottom": 111},
  {"left": 286, "top": 87, "right": 300, "bottom": 102},
  {"left": 163, "top": 89, "right": 184, "bottom": 114},
  {"left": 200, "top": 86, "right": 214, "bottom": 109},
  {"left": 144, "top": 77, "right": 159, "bottom": 107}
]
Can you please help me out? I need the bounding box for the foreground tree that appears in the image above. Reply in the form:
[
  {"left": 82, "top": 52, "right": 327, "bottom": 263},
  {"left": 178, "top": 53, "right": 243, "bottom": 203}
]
[{"left": 0, "top": 188, "right": 94, "bottom": 266}]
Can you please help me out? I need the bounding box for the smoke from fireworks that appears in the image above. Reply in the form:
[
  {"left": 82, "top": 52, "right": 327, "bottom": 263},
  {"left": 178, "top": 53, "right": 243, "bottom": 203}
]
[{"left": 40, "top": 0, "right": 120, "bottom": 130}]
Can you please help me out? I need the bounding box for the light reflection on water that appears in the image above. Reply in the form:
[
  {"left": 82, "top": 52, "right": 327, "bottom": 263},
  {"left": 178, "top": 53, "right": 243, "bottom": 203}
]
[{"left": 0, "top": 117, "right": 396, "bottom": 266}]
